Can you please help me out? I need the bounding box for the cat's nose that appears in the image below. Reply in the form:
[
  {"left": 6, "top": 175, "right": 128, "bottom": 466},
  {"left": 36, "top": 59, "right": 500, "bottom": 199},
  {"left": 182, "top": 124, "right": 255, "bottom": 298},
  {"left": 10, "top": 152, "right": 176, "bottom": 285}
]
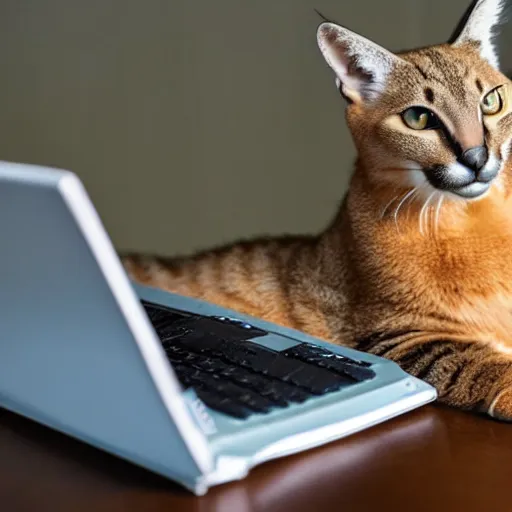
[{"left": 459, "top": 145, "right": 488, "bottom": 172}]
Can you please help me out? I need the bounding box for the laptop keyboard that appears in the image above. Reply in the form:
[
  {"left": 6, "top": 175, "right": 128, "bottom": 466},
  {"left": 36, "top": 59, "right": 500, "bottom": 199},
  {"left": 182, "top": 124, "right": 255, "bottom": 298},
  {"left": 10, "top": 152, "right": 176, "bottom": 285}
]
[{"left": 142, "top": 300, "right": 376, "bottom": 419}]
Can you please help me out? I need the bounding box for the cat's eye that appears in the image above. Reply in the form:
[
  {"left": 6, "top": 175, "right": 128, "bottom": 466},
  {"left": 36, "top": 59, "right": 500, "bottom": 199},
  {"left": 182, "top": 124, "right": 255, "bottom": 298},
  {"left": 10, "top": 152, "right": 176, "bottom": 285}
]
[
  {"left": 401, "top": 107, "right": 440, "bottom": 130},
  {"left": 481, "top": 87, "right": 504, "bottom": 116}
]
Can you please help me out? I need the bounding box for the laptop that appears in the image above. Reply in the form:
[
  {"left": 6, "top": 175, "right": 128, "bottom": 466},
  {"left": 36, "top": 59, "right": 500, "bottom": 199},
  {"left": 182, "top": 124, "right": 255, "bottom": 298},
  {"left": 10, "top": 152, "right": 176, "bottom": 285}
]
[{"left": 0, "top": 160, "right": 437, "bottom": 495}]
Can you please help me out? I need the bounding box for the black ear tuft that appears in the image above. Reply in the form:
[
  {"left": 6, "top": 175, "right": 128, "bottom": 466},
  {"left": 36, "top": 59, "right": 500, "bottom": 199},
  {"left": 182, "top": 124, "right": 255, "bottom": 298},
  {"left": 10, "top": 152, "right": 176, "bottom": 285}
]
[
  {"left": 449, "top": 0, "right": 481, "bottom": 43},
  {"left": 450, "top": 0, "right": 508, "bottom": 69},
  {"left": 313, "top": 9, "right": 341, "bottom": 25}
]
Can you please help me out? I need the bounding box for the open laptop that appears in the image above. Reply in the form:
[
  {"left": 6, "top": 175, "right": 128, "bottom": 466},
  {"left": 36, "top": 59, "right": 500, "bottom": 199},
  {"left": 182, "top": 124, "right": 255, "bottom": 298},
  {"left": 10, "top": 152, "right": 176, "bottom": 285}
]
[{"left": 0, "top": 161, "right": 437, "bottom": 495}]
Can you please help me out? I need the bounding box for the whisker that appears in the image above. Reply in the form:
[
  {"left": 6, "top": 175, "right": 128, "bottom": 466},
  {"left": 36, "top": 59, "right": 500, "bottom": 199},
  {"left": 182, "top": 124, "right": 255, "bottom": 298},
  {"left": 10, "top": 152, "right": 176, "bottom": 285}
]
[
  {"left": 434, "top": 194, "right": 444, "bottom": 238},
  {"left": 419, "top": 191, "right": 436, "bottom": 236},
  {"left": 393, "top": 187, "right": 418, "bottom": 233},
  {"left": 429, "top": 193, "right": 438, "bottom": 237},
  {"left": 381, "top": 194, "right": 400, "bottom": 219},
  {"left": 404, "top": 188, "right": 421, "bottom": 222}
]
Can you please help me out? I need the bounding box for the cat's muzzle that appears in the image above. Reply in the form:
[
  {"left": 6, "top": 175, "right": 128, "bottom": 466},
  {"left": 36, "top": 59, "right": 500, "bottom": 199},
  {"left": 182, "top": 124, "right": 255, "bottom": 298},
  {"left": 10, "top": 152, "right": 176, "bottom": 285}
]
[{"left": 424, "top": 158, "right": 500, "bottom": 199}]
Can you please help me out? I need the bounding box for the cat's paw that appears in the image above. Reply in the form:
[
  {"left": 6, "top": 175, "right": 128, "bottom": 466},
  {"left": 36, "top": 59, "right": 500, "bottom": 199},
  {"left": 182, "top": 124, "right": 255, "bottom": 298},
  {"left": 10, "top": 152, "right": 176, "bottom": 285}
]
[{"left": 488, "top": 389, "right": 512, "bottom": 422}]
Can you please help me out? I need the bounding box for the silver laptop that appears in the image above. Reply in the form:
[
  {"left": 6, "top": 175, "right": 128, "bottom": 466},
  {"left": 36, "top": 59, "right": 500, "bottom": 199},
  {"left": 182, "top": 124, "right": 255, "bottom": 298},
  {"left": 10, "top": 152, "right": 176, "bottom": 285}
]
[{"left": 0, "top": 161, "right": 437, "bottom": 495}]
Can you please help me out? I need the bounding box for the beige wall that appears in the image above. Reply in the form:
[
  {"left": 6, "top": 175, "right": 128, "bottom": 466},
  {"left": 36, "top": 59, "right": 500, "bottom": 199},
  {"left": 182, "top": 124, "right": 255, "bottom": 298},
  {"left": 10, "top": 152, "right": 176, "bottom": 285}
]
[{"left": 0, "top": 0, "right": 508, "bottom": 255}]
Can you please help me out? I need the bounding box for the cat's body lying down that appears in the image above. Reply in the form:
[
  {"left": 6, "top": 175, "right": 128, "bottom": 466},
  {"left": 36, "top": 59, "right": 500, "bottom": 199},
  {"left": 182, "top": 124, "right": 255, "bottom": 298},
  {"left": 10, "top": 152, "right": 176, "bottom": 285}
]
[{"left": 123, "top": 0, "right": 512, "bottom": 421}]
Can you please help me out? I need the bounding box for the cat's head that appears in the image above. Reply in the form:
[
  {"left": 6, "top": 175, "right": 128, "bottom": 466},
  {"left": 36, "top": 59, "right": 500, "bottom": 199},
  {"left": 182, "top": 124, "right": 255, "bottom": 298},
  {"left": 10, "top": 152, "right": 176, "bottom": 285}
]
[{"left": 317, "top": 0, "right": 511, "bottom": 202}]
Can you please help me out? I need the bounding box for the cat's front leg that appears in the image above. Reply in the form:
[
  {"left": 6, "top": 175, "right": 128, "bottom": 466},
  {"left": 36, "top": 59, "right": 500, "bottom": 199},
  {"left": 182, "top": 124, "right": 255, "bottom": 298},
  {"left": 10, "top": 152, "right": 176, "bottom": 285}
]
[
  {"left": 487, "top": 388, "right": 512, "bottom": 421},
  {"left": 365, "top": 335, "right": 512, "bottom": 421}
]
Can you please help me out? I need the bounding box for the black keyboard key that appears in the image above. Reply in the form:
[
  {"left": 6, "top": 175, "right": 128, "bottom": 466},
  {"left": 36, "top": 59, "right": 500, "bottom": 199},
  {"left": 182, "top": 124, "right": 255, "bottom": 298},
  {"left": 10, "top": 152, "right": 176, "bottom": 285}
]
[
  {"left": 210, "top": 315, "right": 268, "bottom": 339},
  {"left": 281, "top": 364, "right": 352, "bottom": 395},
  {"left": 284, "top": 342, "right": 373, "bottom": 367},
  {"left": 219, "top": 367, "right": 295, "bottom": 407},
  {"left": 195, "top": 389, "right": 251, "bottom": 419},
  {"left": 185, "top": 317, "right": 259, "bottom": 342},
  {"left": 173, "top": 360, "right": 278, "bottom": 414},
  {"left": 258, "top": 380, "right": 309, "bottom": 405},
  {"left": 283, "top": 344, "right": 376, "bottom": 381},
  {"left": 220, "top": 366, "right": 257, "bottom": 386},
  {"left": 142, "top": 302, "right": 191, "bottom": 331},
  {"left": 218, "top": 341, "right": 354, "bottom": 394},
  {"left": 192, "top": 356, "right": 230, "bottom": 374},
  {"left": 235, "top": 390, "right": 275, "bottom": 414},
  {"left": 191, "top": 371, "right": 275, "bottom": 414},
  {"left": 143, "top": 300, "right": 267, "bottom": 343},
  {"left": 170, "top": 331, "right": 225, "bottom": 353}
]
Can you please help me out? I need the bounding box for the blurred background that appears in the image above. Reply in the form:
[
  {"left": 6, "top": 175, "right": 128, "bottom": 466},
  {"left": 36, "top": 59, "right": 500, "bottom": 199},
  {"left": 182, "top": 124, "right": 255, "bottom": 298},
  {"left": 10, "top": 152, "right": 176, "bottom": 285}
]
[{"left": 0, "top": 0, "right": 510, "bottom": 256}]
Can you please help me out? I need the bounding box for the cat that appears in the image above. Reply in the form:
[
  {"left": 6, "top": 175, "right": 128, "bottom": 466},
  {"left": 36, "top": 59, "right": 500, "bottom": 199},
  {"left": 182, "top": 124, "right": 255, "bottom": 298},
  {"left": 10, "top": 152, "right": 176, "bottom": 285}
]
[{"left": 122, "top": 0, "right": 512, "bottom": 422}]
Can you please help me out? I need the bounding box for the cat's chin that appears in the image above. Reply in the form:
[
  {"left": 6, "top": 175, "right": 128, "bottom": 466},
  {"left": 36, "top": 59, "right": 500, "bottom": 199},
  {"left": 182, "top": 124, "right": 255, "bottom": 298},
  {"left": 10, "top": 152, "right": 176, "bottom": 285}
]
[{"left": 445, "top": 181, "right": 490, "bottom": 199}]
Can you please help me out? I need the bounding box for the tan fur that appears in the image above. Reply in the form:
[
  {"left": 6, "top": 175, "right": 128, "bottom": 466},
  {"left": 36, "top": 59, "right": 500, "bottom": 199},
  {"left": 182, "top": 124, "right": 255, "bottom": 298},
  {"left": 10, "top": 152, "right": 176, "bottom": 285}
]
[{"left": 122, "top": 1, "right": 512, "bottom": 421}]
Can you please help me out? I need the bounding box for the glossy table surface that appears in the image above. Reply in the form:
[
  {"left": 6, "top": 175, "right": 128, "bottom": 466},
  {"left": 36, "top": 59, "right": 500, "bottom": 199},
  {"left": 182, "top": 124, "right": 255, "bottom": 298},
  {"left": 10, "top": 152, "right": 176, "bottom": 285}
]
[{"left": 1, "top": 404, "right": 511, "bottom": 512}]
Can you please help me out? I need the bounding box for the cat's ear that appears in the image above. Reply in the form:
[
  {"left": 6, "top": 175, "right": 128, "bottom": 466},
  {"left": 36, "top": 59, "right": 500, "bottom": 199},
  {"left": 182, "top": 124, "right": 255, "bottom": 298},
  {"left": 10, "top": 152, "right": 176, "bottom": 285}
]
[
  {"left": 316, "top": 22, "right": 404, "bottom": 104},
  {"left": 450, "top": 0, "right": 507, "bottom": 69}
]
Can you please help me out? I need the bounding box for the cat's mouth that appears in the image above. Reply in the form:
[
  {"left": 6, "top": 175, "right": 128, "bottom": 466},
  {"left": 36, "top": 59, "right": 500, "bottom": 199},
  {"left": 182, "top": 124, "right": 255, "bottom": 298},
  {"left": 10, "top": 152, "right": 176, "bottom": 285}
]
[
  {"left": 424, "top": 160, "right": 500, "bottom": 199},
  {"left": 445, "top": 181, "right": 490, "bottom": 199}
]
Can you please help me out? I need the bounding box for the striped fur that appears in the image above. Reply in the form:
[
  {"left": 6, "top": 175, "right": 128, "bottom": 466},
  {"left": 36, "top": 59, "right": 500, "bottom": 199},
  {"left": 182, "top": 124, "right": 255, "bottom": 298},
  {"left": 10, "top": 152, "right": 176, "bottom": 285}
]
[{"left": 122, "top": 0, "right": 512, "bottom": 421}]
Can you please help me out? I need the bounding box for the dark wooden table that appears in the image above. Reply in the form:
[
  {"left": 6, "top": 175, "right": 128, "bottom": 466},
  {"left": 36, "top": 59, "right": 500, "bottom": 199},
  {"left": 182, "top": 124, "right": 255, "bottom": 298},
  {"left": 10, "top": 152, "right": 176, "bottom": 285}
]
[{"left": 1, "top": 404, "right": 511, "bottom": 512}]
